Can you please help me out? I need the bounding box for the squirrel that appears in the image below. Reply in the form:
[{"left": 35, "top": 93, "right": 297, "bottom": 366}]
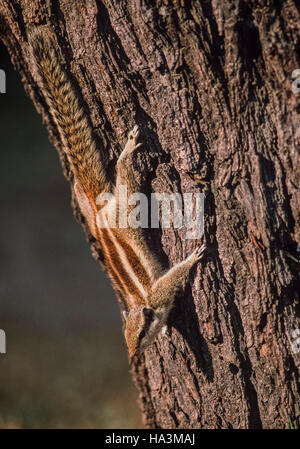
[{"left": 29, "top": 30, "right": 205, "bottom": 361}]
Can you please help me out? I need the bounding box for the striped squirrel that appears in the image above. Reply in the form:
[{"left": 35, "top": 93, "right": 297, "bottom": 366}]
[{"left": 29, "top": 30, "right": 205, "bottom": 360}]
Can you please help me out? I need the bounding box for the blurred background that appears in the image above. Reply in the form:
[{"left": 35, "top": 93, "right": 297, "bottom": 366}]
[{"left": 0, "top": 42, "right": 141, "bottom": 428}]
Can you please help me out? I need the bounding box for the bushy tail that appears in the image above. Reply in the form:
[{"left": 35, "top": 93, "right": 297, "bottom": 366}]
[{"left": 29, "top": 30, "right": 110, "bottom": 197}]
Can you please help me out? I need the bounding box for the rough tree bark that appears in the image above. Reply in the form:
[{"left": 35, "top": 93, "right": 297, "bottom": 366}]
[{"left": 0, "top": 0, "right": 299, "bottom": 429}]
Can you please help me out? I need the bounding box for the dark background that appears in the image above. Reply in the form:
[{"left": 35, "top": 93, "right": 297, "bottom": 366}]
[{"left": 0, "top": 41, "right": 141, "bottom": 428}]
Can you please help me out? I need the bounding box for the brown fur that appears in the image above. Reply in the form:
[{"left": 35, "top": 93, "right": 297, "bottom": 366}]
[{"left": 29, "top": 30, "right": 205, "bottom": 360}]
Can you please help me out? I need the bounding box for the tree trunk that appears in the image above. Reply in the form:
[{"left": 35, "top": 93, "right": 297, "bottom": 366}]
[{"left": 0, "top": 0, "right": 299, "bottom": 429}]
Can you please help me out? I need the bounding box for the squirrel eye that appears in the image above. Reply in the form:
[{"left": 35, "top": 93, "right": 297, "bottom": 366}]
[{"left": 139, "top": 330, "right": 145, "bottom": 341}]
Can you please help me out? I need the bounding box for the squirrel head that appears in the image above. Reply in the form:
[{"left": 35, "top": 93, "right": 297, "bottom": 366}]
[{"left": 124, "top": 307, "right": 164, "bottom": 360}]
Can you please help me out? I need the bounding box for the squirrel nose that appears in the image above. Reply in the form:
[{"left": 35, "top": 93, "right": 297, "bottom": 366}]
[
  {"left": 129, "top": 348, "right": 140, "bottom": 364},
  {"left": 128, "top": 347, "right": 136, "bottom": 361}
]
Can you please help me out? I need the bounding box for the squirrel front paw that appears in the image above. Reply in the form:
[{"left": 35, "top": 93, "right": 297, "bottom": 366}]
[{"left": 189, "top": 244, "right": 206, "bottom": 264}]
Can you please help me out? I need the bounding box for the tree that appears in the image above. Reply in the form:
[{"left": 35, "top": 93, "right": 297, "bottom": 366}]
[{"left": 0, "top": 0, "right": 299, "bottom": 429}]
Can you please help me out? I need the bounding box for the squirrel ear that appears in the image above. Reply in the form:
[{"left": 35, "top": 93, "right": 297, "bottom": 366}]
[{"left": 122, "top": 310, "right": 129, "bottom": 321}]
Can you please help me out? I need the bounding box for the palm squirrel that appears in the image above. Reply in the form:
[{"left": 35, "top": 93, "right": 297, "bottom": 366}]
[{"left": 29, "top": 30, "right": 205, "bottom": 360}]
